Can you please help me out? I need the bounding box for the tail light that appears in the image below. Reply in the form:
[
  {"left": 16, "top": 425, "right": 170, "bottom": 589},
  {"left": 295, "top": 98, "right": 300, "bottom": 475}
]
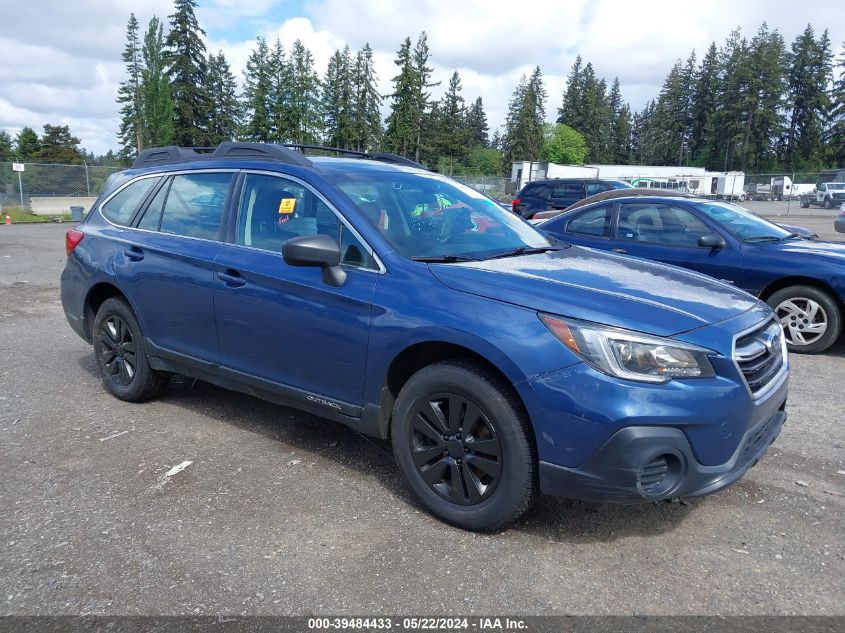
[
  {"left": 65, "top": 229, "right": 84, "bottom": 256},
  {"left": 511, "top": 198, "right": 521, "bottom": 213}
]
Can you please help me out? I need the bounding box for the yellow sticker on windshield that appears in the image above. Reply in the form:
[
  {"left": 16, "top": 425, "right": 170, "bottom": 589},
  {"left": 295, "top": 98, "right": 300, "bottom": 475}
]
[{"left": 278, "top": 198, "right": 296, "bottom": 214}]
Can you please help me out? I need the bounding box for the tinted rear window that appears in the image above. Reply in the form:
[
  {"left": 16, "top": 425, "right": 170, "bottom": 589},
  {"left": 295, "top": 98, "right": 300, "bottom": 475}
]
[{"left": 101, "top": 177, "right": 161, "bottom": 226}]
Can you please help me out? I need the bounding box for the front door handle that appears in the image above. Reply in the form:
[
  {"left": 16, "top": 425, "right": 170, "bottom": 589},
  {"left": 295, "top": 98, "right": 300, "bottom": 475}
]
[
  {"left": 123, "top": 247, "right": 144, "bottom": 261},
  {"left": 612, "top": 248, "right": 627, "bottom": 254},
  {"left": 217, "top": 269, "right": 246, "bottom": 288}
]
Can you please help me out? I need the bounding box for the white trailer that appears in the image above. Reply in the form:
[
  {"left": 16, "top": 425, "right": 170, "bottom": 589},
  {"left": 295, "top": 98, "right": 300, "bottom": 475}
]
[{"left": 713, "top": 172, "right": 745, "bottom": 200}]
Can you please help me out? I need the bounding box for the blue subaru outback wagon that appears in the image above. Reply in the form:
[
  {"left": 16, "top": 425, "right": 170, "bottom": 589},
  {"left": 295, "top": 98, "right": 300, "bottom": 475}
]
[{"left": 61, "top": 143, "right": 788, "bottom": 530}]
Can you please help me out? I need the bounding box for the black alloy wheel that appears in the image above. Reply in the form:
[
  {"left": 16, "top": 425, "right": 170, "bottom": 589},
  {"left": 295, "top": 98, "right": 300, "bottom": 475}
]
[
  {"left": 409, "top": 393, "right": 502, "bottom": 505},
  {"left": 93, "top": 297, "right": 167, "bottom": 401},
  {"left": 99, "top": 314, "right": 137, "bottom": 386}
]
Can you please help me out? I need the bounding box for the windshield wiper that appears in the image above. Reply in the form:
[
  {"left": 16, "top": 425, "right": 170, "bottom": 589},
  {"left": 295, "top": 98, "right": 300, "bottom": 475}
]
[
  {"left": 410, "top": 255, "right": 478, "bottom": 263},
  {"left": 744, "top": 234, "right": 796, "bottom": 243},
  {"left": 483, "top": 246, "right": 565, "bottom": 260}
]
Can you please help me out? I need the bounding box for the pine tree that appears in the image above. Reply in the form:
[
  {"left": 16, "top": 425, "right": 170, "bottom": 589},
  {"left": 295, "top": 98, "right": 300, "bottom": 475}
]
[
  {"left": 351, "top": 43, "right": 383, "bottom": 152},
  {"left": 117, "top": 13, "right": 144, "bottom": 158},
  {"left": 829, "top": 41, "right": 845, "bottom": 164},
  {"left": 0, "top": 131, "right": 12, "bottom": 162},
  {"left": 502, "top": 67, "right": 547, "bottom": 168},
  {"left": 33, "top": 125, "right": 83, "bottom": 163},
  {"left": 242, "top": 38, "right": 272, "bottom": 142},
  {"left": 164, "top": 0, "right": 208, "bottom": 146},
  {"left": 203, "top": 51, "right": 241, "bottom": 145},
  {"left": 384, "top": 37, "right": 418, "bottom": 156},
  {"left": 322, "top": 47, "right": 355, "bottom": 148},
  {"left": 15, "top": 127, "right": 40, "bottom": 160},
  {"left": 411, "top": 32, "right": 439, "bottom": 162},
  {"left": 690, "top": 43, "right": 719, "bottom": 163},
  {"left": 437, "top": 71, "right": 468, "bottom": 166},
  {"left": 558, "top": 56, "right": 584, "bottom": 130},
  {"left": 268, "top": 39, "right": 291, "bottom": 143},
  {"left": 141, "top": 16, "right": 174, "bottom": 148},
  {"left": 465, "top": 97, "right": 489, "bottom": 148},
  {"left": 288, "top": 40, "right": 323, "bottom": 145},
  {"left": 579, "top": 64, "right": 611, "bottom": 162},
  {"left": 784, "top": 25, "right": 833, "bottom": 169}
]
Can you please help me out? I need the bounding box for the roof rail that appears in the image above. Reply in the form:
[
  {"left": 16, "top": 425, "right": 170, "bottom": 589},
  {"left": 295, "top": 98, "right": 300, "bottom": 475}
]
[
  {"left": 131, "top": 142, "right": 313, "bottom": 169},
  {"left": 282, "top": 144, "right": 427, "bottom": 170}
]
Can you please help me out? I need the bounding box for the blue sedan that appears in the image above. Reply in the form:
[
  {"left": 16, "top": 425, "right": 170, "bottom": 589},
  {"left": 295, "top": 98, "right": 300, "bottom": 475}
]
[{"left": 539, "top": 195, "right": 845, "bottom": 353}]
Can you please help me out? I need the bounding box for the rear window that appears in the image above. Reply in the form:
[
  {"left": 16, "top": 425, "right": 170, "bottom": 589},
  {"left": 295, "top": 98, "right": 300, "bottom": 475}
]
[{"left": 100, "top": 177, "right": 161, "bottom": 226}]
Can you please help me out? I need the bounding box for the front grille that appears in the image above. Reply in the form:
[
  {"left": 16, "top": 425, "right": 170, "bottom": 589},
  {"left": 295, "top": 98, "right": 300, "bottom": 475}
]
[{"left": 734, "top": 320, "right": 785, "bottom": 397}]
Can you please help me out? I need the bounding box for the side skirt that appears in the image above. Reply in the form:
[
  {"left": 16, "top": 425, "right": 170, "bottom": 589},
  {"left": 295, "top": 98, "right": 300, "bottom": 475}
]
[{"left": 144, "top": 338, "right": 386, "bottom": 436}]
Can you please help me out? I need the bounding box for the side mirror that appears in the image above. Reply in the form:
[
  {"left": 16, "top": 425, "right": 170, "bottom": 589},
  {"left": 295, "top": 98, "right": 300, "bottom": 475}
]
[
  {"left": 698, "top": 234, "right": 726, "bottom": 249},
  {"left": 282, "top": 234, "right": 346, "bottom": 287}
]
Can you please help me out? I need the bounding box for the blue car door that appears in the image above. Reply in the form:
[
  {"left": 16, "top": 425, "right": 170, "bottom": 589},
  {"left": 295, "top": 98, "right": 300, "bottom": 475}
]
[
  {"left": 212, "top": 172, "right": 379, "bottom": 409},
  {"left": 609, "top": 201, "right": 744, "bottom": 287},
  {"left": 117, "top": 170, "right": 235, "bottom": 362}
]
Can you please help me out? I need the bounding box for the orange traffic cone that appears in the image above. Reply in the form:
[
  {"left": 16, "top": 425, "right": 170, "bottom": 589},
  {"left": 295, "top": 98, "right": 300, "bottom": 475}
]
[{"left": 4, "top": 214, "right": 10, "bottom": 225}]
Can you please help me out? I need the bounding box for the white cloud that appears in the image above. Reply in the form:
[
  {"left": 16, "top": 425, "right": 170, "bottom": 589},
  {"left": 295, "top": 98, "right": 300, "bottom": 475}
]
[{"left": 1, "top": 0, "right": 844, "bottom": 155}]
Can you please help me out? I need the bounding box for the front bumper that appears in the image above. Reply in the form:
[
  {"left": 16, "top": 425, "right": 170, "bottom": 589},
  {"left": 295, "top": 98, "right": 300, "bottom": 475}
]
[{"left": 539, "top": 403, "right": 785, "bottom": 503}]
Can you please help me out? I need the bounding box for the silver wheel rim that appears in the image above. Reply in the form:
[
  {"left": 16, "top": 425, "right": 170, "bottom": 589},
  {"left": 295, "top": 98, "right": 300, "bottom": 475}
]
[{"left": 775, "top": 297, "right": 828, "bottom": 346}]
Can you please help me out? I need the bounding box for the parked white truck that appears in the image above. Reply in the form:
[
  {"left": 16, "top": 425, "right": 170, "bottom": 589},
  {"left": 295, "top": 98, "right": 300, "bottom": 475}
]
[{"left": 799, "top": 182, "right": 845, "bottom": 209}]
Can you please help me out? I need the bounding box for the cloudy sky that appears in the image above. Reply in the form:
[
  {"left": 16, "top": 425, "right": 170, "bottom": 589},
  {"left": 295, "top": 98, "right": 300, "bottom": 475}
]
[{"left": 1, "top": 0, "right": 843, "bottom": 155}]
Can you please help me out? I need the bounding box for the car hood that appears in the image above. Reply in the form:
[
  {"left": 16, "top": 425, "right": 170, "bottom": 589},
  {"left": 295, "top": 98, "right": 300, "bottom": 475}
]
[
  {"left": 752, "top": 238, "right": 845, "bottom": 262},
  {"left": 429, "top": 246, "right": 760, "bottom": 337}
]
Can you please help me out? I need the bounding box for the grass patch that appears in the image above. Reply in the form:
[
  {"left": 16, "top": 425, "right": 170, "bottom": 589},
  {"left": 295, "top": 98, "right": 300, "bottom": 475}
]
[{"left": 1, "top": 207, "right": 72, "bottom": 223}]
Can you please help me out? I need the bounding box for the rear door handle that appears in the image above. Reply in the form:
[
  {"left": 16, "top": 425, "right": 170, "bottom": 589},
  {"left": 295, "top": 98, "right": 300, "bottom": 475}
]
[
  {"left": 217, "top": 269, "right": 246, "bottom": 288},
  {"left": 612, "top": 248, "right": 627, "bottom": 254},
  {"left": 123, "top": 247, "right": 144, "bottom": 261}
]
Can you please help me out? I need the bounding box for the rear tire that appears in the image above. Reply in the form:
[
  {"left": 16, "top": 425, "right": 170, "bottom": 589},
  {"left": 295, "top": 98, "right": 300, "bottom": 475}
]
[
  {"left": 391, "top": 360, "right": 536, "bottom": 531},
  {"left": 93, "top": 297, "right": 167, "bottom": 401},
  {"left": 767, "top": 285, "right": 842, "bottom": 354}
]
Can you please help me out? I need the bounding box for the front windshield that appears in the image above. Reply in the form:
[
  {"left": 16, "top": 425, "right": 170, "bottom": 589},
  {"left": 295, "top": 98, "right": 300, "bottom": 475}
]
[
  {"left": 694, "top": 201, "right": 792, "bottom": 241},
  {"left": 330, "top": 171, "right": 554, "bottom": 259}
]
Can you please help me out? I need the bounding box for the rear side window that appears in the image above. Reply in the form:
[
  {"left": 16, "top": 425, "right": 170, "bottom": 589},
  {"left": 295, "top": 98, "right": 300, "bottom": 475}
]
[
  {"left": 100, "top": 177, "right": 161, "bottom": 226},
  {"left": 567, "top": 207, "right": 611, "bottom": 237},
  {"left": 158, "top": 173, "right": 233, "bottom": 240},
  {"left": 548, "top": 182, "right": 583, "bottom": 199}
]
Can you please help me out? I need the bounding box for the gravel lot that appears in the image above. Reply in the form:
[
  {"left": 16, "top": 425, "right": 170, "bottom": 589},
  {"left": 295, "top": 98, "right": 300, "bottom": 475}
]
[{"left": 0, "top": 221, "right": 843, "bottom": 616}]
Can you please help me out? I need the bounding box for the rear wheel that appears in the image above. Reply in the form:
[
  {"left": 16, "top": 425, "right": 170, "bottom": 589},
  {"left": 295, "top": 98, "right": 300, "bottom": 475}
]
[
  {"left": 767, "top": 285, "right": 842, "bottom": 354},
  {"left": 93, "top": 297, "right": 167, "bottom": 401},
  {"left": 391, "top": 361, "right": 536, "bottom": 531}
]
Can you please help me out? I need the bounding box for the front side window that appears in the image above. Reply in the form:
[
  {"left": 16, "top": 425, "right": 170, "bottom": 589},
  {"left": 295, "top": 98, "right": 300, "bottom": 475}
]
[
  {"left": 157, "top": 173, "right": 232, "bottom": 239},
  {"left": 567, "top": 207, "right": 611, "bottom": 237},
  {"left": 693, "top": 201, "right": 792, "bottom": 242},
  {"left": 618, "top": 204, "right": 711, "bottom": 246},
  {"left": 237, "top": 174, "right": 376, "bottom": 269},
  {"left": 330, "top": 171, "right": 553, "bottom": 260},
  {"left": 101, "top": 177, "right": 161, "bottom": 226}
]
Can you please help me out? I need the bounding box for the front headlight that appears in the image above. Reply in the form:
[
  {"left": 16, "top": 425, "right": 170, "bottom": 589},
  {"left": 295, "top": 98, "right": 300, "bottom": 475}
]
[{"left": 539, "top": 313, "right": 716, "bottom": 383}]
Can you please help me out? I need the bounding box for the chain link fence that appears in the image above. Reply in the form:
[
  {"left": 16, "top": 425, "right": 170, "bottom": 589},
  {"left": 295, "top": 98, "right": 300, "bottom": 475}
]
[
  {"left": 0, "top": 161, "right": 122, "bottom": 210},
  {"left": 451, "top": 176, "right": 511, "bottom": 202}
]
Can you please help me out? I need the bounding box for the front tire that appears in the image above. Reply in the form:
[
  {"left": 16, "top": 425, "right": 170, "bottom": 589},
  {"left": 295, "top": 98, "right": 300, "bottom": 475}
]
[
  {"left": 824, "top": 197, "right": 833, "bottom": 209},
  {"left": 391, "top": 361, "right": 536, "bottom": 531},
  {"left": 92, "top": 297, "right": 167, "bottom": 401},
  {"left": 767, "top": 285, "right": 842, "bottom": 354}
]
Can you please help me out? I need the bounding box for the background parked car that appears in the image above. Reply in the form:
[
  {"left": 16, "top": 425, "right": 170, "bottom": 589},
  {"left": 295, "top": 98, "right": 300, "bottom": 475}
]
[
  {"left": 511, "top": 178, "right": 633, "bottom": 219},
  {"left": 539, "top": 195, "right": 845, "bottom": 354},
  {"left": 836, "top": 205, "right": 845, "bottom": 233},
  {"left": 531, "top": 189, "right": 819, "bottom": 240}
]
